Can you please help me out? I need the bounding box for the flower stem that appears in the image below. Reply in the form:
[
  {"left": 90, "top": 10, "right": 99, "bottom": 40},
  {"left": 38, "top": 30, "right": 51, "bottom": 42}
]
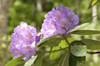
[{"left": 62, "top": 35, "right": 71, "bottom": 49}]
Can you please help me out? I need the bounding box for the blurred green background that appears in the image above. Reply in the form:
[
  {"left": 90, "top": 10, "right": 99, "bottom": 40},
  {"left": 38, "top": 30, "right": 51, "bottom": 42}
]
[{"left": 0, "top": 0, "right": 100, "bottom": 66}]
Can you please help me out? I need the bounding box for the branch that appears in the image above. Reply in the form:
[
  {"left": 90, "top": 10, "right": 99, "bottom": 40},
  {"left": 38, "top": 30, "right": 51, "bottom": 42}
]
[
  {"left": 62, "top": 35, "right": 70, "bottom": 46},
  {"left": 62, "top": 35, "right": 71, "bottom": 50},
  {"left": 87, "top": 51, "right": 100, "bottom": 54}
]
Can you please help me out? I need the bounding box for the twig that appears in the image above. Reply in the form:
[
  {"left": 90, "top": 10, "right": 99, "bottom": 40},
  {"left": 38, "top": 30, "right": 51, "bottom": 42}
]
[
  {"left": 87, "top": 51, "right": 100, "bottom": 54},
  {"left": 62, "top": 35, "right": 70, "bottom": 46}
]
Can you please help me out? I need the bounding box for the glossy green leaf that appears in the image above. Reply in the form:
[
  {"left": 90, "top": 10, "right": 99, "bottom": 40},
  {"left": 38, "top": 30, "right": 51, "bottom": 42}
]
[
  {"left": 71, "top": 30, "right": 100, "bottom": 35},
  {"left": 70, "top": 41, "right": 87, "bottom": 57},
  {"left": 49, "top": 37, "right": 73, "bottom": 60},
  {"left": 69, "top": 53, "right": 86, "bottom": 66},
  {"left": 24, "top": 55, "right": 37, "bottom": 66},
  {"left": 49, "top": 46, "right": 60, "bottom": 60},
  {"left": 89, "top": 0, "right": 98, "bottom": 8},
  {"left": 61, "top": 51, "right": 70, "bottom": 66},
  {"left": 68, "top": 23, "right": 89, "bottom": 33},
  {"left": 59, "top": 37, "right": 74, "bottom": 48},
  {"left": 67, "top": 37, "right": 74, "bottom": 43},
  {"left": 6, "top": 56, "right": 25, "bottom": 66},
  {"left": 81, "top": 39, "right": 100, "bottom": 50},
  {"left": 59, "top": 40, "right": 68, "bottom": 48},
  {"left": 34, "top": 57, "right": 42, "bottom": 66},
  {"left": 58, "top": 53, "right": 65, "bottom": 66},
  {"left": 37, "top": 35, "right": 63, "bottom": 47}
]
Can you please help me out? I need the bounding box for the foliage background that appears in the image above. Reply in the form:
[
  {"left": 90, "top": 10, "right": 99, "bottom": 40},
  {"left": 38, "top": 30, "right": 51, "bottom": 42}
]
[{"left": 0, "top": 0, "right": 100, "bottom": 66}]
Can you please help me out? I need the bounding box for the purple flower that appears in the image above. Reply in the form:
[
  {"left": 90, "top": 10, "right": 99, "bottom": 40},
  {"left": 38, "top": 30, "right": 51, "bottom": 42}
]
[
  {"left": 41, "top": 5, "right": 79, "bottom": 38},
  {"left": 9, "top": 22, "right": 41, "bottom": 61}
]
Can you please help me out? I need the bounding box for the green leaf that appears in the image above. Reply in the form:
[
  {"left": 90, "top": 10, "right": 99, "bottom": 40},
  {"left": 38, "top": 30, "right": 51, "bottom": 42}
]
[
  {"left": 37, "top": 35, "right": 63, "bottom": 47},
  {"left": 71, "top": 30, "right": 100, "bottom": 35},
  {"left": 24, "top": 55, "right": 37, "bottom": 66},
  {"left": 34, "top": 57, "right": 42, "bottom": 66},
  {"left": 61, "top": 51, "right": 70, "bottom": 66},
  {"left": 58, "top": 53, "right": 65, "bottom": 66},
  {"left": 69, "top": 53, "right": 86, "bottom": 66},
  {"left": 49, "top": 46, "right": 60, "bottom": 60},
  {"left": 34, "top": 52, "right": 44, "bottom": 66},
  {"left": 68, "top": 23, "right": 89, "bottom": 33},
  {"left": 67, "top": 37, "right": 74, "bottom": 43},
  {"left": 89, "top": 0, "right": 98, "bottom": 8},
  {"left": 59, "top": 37, "right": 74, "bottom": 48},
  {"left": 70, "top": 41, "right": 87, "bottom": 57},
  {"left": 49, "top": 37, "right": 73, "bottom": 60},
  {"left": 59, "top": 40, "right": 68, "bottom": 48},
  {"left": 6, "top": 56, "right": 25, "bottom": 66},
  {"left": 81, "top": 39, "right": 100, "bottom": 50}
]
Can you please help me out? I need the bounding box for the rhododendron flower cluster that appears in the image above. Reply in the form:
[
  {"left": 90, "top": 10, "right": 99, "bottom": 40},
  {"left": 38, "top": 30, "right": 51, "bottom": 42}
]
[
  {"left": 9, "top": 22, "right": 41, "bottom": 61},
  {"left": 41, "top": 5, "right": 79, "bottom": 38},
  {"left": 9, "top": 5, "right": 79, "bottom": 61}
]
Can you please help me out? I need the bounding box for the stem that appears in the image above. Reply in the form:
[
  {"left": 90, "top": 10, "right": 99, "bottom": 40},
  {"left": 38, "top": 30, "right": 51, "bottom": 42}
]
[
  {"left": 62, "top": 35, "right": 71, "bottom": 50},
  {"left": 87, "top": 51, "right": 100, "bottom": 54},
  {"left": 62, "top": 35, "right": 70, "bottom": 46}
]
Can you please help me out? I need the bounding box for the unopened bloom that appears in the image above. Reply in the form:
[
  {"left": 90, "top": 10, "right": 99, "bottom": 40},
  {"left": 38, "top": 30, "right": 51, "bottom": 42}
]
[
  {"left": 9, "top": 22, "right": 41, "bottom": 61},
  {"left": 41, "top": 5, "right": 79, "bottom": 38}
]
